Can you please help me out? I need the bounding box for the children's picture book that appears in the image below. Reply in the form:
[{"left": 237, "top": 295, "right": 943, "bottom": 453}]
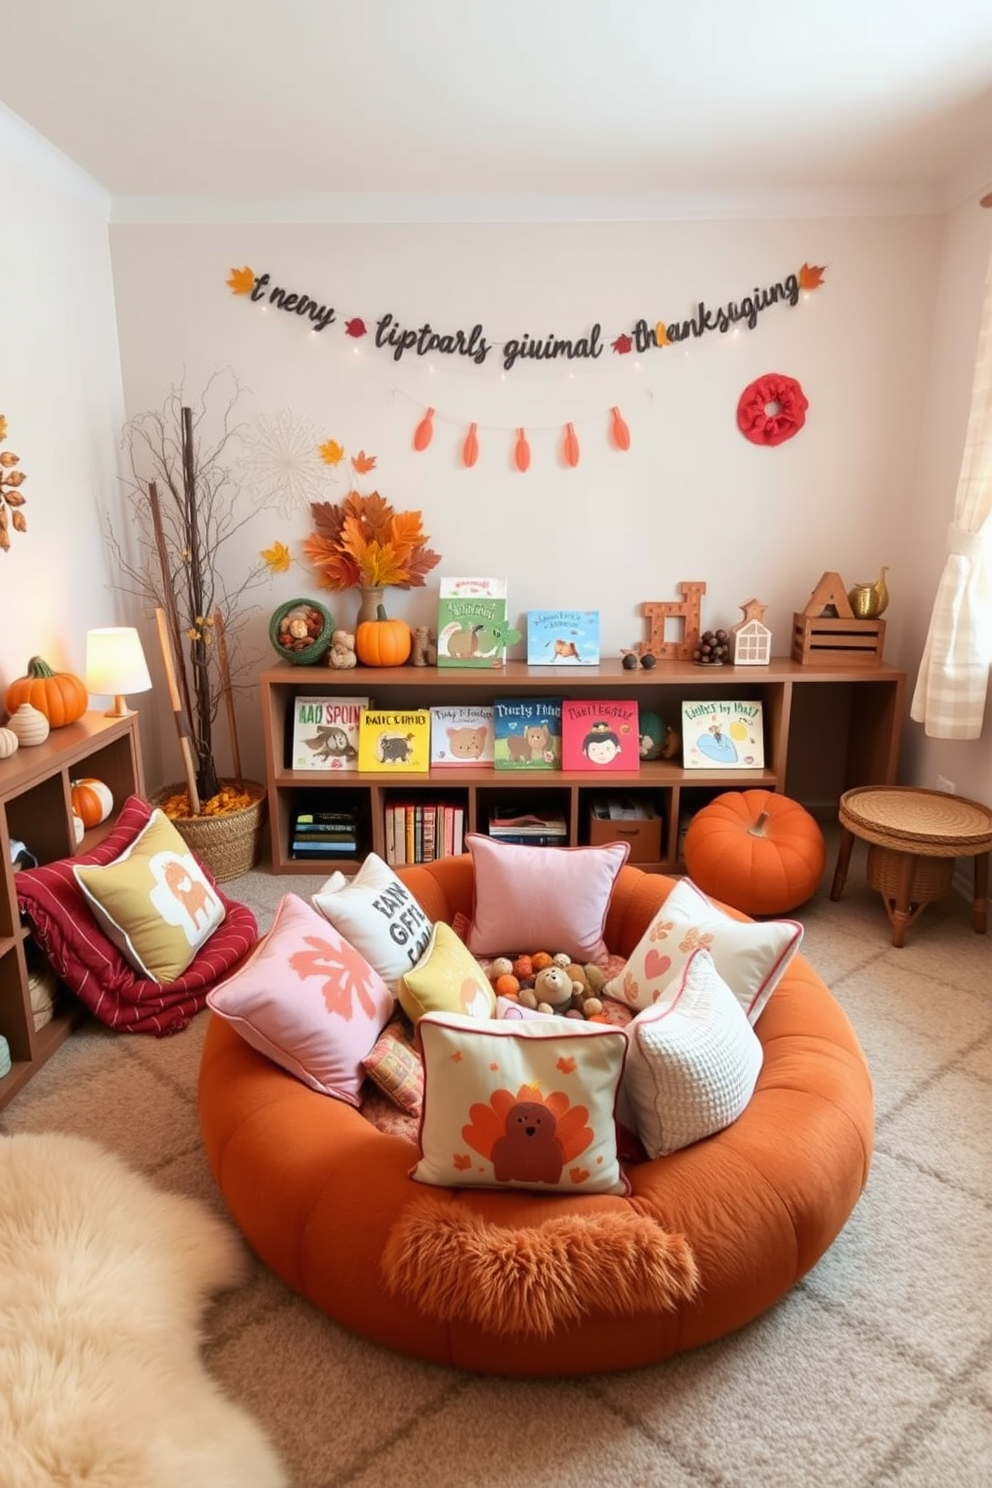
[
  {"left": 429, "top": 704, "right": 495, "bottom": 768},
  {"left": 357, "top": 709, "right": 431, "bottom": 772},
  {"left": 290, "top": 696, "right": 370, "bottom": 771},
  {"left": 492, "top": 698, "right": 562, "bottom": 770},
  {"left": 681, "top": 700, "right": 765, "bottom": 769},
  {"left": 561, "top": 699, "right": 639, "bottom": 772},
  {"left": 526, "top": 610, "right": 600, "bottom": 665},
  {"left": 436, "top": 577, "right": 522, "bottom": 669}
]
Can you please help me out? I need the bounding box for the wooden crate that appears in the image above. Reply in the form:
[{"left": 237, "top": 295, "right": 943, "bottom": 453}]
[{"left": 792, "top": 614, "right": 885, "bottom": 667}]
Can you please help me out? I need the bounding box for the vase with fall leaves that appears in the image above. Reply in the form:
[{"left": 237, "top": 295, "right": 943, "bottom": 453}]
[{"left": 302, "top": 486, "right": 441, "bottom": 624}]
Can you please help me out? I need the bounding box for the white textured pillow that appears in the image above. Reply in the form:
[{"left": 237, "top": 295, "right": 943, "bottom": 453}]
[
  {"left": 605, "top": 876, "right": 802, "bottom": 1023},
  {"left": 412, "top": 1012, "right": 629, "bottom": 1195},
  {"left": 623, "top": 947, "right": 763, "bottom": 1157},
  {"left": 312, "top": 852, "right": 432, "bottom": 993}
]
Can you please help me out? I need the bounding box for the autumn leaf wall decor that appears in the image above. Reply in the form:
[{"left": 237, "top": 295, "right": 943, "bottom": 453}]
[{"left": 0, "top": 415, "right": 28, "bottom": 552}]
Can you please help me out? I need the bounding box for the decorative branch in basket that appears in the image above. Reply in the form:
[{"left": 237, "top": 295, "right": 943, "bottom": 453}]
[{"left": 108, "top": 371, "right": 269, "bottom": 807}]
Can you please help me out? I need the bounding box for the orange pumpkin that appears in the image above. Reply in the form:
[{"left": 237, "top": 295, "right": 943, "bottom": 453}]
[
  {"left": 5, "top": 656, "right": 88, "bottom": 728},
  {"left": 70, "top": 777, "right": 114, "bottom": 829},
  {"left": 683, "top": 788, "right": 826, "bottom": 916},
  {"left": 355, "top": 603, "right": 412, "bottom": 667}
]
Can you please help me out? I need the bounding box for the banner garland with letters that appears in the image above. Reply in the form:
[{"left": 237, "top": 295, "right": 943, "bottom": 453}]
[{"left": 226, "top": 261, "right": 825, "bottom": 467}]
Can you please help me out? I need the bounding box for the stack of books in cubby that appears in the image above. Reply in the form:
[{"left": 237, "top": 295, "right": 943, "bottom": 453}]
[
  {"left": 290, "top": 805, "right": 360, "bottom": 861},
  {"left": 487, "top": 804, "right": 568, "bottom": 846},
  {"left": 384, "top": 800, "right": 465, "bottom": 868}
]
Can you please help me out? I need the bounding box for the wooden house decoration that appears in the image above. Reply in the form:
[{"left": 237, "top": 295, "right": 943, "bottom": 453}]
[{"left": 732, "top": 598, "right": 772, "bottom": 666}]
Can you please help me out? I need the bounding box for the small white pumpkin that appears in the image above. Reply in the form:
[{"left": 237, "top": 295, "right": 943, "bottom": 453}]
[
  {"left": 7, "top": 702, "right": 49, "bottom": 747},
  {"left": 0, "top": 726, "right": 19, "bottom": 759},
  {"left": 72, "top": 813, "right": 85, "bottom": 845}
]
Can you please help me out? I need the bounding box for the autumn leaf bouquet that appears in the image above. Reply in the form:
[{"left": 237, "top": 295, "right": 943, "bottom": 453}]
[{"left": 302, "top": 488, "right": 441, "bottom": 591}]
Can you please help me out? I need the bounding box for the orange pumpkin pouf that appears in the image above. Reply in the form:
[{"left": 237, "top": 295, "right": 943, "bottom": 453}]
[{"left": 684, "top": 788, "right": 826, "bottom": 916}]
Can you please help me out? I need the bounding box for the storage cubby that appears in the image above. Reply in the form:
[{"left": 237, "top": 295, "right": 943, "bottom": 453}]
[
  {"left": 259, "top": 658, "right": 907, "bottom": 875},
  {"left": 0, "top": 710, "right": 144, "bottom": 1110}
]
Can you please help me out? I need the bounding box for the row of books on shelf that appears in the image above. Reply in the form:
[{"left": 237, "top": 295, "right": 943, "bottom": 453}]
[
  {"left": 291, "top": 697, "right": 766, "bottom": 774},
  {"left": 385, "top": 801, "right": 465, "bottom": 867}
]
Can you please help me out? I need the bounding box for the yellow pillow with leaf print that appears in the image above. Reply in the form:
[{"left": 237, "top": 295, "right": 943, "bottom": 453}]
[
  {"left": 73, "top": 809, "right": 225, "bottom": 983},
  {"left": 397, "top": 921, "right": 496, "bottom": 1025}
]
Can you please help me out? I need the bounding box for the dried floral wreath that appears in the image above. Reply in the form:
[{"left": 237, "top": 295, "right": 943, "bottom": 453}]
[{"left": 0, "top": 415, "right": 28, "bottom": 551}]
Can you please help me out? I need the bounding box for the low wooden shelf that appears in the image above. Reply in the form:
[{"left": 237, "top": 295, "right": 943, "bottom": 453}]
[
  {"left": 259, "top": 657, "right": 907, "bottom": 876},
  {"left": 0, "top": 710, "right": 144, "bottom": 1110}
]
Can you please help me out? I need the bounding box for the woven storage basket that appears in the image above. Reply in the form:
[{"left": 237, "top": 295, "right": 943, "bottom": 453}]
[
  {"left": 269, "top": 598, "right": 334, "bottom": 666},
  {"left": 152, "top": 780, "right": 267, "bottom": 882},
  {"left": 866, "top": 844, "right": 954, "bottom": 906}
]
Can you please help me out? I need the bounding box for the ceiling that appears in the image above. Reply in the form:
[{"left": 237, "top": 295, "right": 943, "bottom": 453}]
[{"left": 2, "top": 0, "right": 992, "bottom": 221}]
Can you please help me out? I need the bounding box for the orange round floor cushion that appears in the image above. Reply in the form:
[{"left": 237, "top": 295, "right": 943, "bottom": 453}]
[
  {"left": 684, "top": 789, "right": 827, "bottom": 917},
  {"left": 198, "top": 859, "right": 870, "bottom": 1376}
]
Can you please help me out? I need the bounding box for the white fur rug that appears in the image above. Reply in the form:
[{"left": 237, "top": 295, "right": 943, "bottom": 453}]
[{"left": 0, "top": 1131, "right": 287, "bottom": 1488}]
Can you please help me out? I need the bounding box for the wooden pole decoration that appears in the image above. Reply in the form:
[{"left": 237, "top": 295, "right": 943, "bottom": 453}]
[{"left": 155, "top": 607, "right": 201, "bottom": 815}]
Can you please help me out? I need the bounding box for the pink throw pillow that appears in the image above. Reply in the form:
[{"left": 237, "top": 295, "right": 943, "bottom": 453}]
[
  {"left": 465, "top": 833, "right": 629, "bottom": 965},
  {"left": 207, "top": 893, "right": 393, "bottom": 1103}
]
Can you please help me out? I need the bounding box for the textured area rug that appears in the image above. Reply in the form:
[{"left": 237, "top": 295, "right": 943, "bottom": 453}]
[{"left": 0, "top": 1131, "right": 287, "bottom": 1488}]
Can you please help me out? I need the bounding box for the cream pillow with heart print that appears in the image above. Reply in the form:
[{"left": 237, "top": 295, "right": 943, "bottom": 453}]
[
  {"left": 604, "top": 876, "right": 803, "bottom": 1024},
  {"left": 73, "top": 809, "right": 225, "bottom": 983}
]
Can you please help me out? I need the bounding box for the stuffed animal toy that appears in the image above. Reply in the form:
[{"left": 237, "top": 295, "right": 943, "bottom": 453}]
[{"left": 328, "top": 630, "right": 357, "bottom": 669}]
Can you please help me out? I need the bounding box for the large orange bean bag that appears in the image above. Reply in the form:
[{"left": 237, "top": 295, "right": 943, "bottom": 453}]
[{"left": 198, "top": 860, "right": 873, "bottom": 1377}]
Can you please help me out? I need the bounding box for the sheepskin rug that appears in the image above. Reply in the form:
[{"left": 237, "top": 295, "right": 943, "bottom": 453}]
[{"left": 0, "top": 1131, "right": 287, "bottom": 1488}]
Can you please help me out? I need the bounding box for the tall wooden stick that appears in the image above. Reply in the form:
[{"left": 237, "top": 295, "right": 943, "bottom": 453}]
[
  {"left": 155, "top": 607, "right": 200, "bottom": 815},
  {"left": 147, "top": 480, "right": 194, "bottom": 734},
  {"left": 213, "top": 610, "right": 242, "bottom": 787}
]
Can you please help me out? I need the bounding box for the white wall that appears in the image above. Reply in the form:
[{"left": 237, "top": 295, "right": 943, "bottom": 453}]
[
  {"left": 0, "top": 107, "right": 131, "bottom": 706},
  {"left": 108, "top": 215, "right": 943, "bottom": 786}
]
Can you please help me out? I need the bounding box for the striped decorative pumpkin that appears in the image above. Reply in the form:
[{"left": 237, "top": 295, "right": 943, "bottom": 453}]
[{"left": 70, "top": 777, "right": 114, "bottom": 829}]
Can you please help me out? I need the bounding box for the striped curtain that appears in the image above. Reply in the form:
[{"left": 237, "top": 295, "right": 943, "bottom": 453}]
[{"left": 911, "top": 250, "right": 992, "bottom": 739}]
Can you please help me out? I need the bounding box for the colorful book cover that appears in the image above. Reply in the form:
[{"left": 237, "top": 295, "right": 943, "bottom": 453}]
[
  {"left": 561, "top": 699, "right": 640, "bottom": 772},
  {"left": 357, "top": 709, "right": 431, "bottom": 772},
  {"left": 429, "top": 704, "right": 495, "bottom": 768},
  {"left": 526, "top": 610, "right": 601, "bottom": 665},
  {"left": 680, "top": 700, "right": 765, "bottom": 769},
  {"left": 290, "top": 696, "right": 369, "bottom": 771},
  {"left": 436, "top": 577, "right": 522, "bottom": 668},
  {"left": 492, "top": 698, "right": 562, "bottom": 770}
]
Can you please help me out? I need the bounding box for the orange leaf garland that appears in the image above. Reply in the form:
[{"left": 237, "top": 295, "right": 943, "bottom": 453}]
[
  {"left": 463, "top": 423, "right": 479, "bottom": 468},
  {"left": 798, "top": 262, "right": 826, "bottom": 290},
  {"left": 351, "top": 450, "right": 377, "bottom": 474},
  {"left": 563, "top": 422, "right": 580, "bottom": 468},
  {"left": 514, "top": 428, "right": 531, "bottom": 473},
  {"left": 413, "top": 407, "right": 435, "bottom": 451},
  {"left": 610, "top": 407, "right": 631, "bottom": 451}
]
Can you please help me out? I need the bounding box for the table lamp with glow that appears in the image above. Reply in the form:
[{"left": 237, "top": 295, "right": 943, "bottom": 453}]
[{"left": 85, "top": 627, "right": 152, "bottom": 717}]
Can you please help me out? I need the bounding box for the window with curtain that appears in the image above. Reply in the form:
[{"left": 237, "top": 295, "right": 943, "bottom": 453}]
[{"left": 911, "top": 247, "right": 992, "bottom": 739}]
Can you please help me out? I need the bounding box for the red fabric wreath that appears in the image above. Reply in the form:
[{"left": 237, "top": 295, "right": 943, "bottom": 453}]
[{"left": 737, "top": 373, "right": 808, "bottom": 446}]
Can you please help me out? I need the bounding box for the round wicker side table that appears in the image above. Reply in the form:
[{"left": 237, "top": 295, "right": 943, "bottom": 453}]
[{"left": 830, "top": 785, "right": 992, "bottom": 947}]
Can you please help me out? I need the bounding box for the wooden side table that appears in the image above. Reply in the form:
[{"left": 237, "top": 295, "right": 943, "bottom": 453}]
[{"left": 830, "top": 786, "right": 992, "bottom": 947}]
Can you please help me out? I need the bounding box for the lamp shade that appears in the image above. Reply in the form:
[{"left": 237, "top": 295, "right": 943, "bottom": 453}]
[{"left": 85, "top": 627, "right": 152, "bottom": 716}]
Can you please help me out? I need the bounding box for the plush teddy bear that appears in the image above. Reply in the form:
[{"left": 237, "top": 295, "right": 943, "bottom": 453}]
[
  {"left": 328, "top": 630, "right": 357, "bottom": 669},
  {"left": 533, "top": 964, "right": 576, "bottom": 1015}
]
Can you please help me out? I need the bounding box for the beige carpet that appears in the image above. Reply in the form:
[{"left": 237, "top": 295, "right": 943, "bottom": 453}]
[{"left": 3, "top": 838, "right": 991, "bottom": 1488}]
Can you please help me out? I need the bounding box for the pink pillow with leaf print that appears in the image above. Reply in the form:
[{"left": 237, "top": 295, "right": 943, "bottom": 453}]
[{"left": 206, "top": 893, "right": 393, "bottom": 1103}]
